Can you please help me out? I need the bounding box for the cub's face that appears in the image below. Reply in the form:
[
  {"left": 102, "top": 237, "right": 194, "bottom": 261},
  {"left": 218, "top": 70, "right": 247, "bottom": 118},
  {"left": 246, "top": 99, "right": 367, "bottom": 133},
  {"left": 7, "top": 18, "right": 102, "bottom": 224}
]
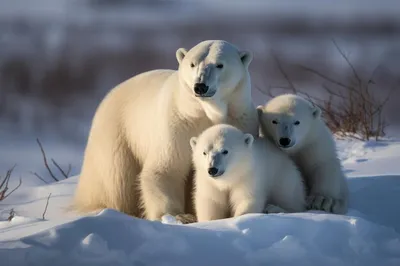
[
  {"left": 176, "top": 40, "right": 252, "bottom": 100},
  {"left": 257, "top": 96, "right": 321, "bottom": 151},
  {"left": 190, "top": 126, "right": 253, "bottom": 182}
]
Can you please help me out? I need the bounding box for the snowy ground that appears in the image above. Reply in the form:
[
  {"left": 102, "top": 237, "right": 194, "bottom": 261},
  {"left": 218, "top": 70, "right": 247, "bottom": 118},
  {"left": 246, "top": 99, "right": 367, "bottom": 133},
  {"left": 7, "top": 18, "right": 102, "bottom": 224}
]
[{"left": 1, "top": 135, "right": 400, "bottom": 266}]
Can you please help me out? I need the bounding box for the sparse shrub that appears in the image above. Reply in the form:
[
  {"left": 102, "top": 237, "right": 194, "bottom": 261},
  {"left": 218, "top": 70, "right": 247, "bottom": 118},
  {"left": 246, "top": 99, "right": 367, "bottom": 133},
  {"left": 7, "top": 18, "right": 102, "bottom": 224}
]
[{"left": 260, "top": 40, "right": 397, "bottom": 141}]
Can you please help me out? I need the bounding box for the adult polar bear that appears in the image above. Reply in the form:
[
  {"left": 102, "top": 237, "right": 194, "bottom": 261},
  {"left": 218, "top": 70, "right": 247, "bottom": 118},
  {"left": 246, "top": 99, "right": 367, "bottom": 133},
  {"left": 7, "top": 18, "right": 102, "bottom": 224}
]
[
  {"left": 73, "top": 40, "right": 259, "bottom": 221},
  {"left": 257, "top": 94, "right": 349, "bottom": 214}
]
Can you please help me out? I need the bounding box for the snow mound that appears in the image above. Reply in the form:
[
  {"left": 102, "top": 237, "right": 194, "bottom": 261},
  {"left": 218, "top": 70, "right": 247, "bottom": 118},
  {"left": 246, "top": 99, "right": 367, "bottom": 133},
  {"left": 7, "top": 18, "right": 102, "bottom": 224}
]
[
  {"left": 1, "top": 135, "right": 400, "bottom": 266},
  {"left": 1, "top": 208, "right": 400, "bottom": 266}
]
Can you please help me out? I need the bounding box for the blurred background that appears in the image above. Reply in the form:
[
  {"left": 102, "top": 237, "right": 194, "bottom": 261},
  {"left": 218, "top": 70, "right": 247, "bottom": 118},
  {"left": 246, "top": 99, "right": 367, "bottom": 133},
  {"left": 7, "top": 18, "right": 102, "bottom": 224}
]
[{"left": 1, "top": 0, "right": 400, "bottom": 181}]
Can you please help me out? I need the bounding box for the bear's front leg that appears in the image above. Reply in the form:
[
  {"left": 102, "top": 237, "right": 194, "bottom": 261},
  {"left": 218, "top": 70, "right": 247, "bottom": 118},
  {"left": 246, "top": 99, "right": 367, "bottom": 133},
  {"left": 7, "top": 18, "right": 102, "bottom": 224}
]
[
  {"left": 306, "top": 161, "right": 349, "bottom": 214},
  {"left": 139, "top": 163, "right": 187, "bottom": 221},
  {"left": 230, "top": 186, "right": 265, "bottom": 217},
  {"left": 233, "top": 198, "right": 265, "bottom": 217},
  {"left": 264, "top": 204, "right": 288, "bottom": 214},
  {"left": 306, "top": 194, "right": 347, "bottom": 214},
  {"left": 195, "top": 194, "right": 229, "bottom": 222}
]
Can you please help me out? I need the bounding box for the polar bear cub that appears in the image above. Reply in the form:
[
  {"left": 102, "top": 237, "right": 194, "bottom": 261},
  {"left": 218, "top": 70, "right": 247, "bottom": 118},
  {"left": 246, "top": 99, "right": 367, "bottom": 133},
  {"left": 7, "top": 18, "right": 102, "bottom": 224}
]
[
  {"left": 257, "top": 93, "right": 349, "bottom": 214},
  {"left": 190, "top": 124, "right": 306, "bottom": 222}
]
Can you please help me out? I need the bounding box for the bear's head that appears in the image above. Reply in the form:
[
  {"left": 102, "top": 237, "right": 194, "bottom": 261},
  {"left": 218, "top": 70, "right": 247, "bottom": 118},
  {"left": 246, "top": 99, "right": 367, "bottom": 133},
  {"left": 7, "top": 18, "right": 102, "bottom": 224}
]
[
  {"left": 190, "top": 124, "right": 254, "bottom": 182},
  {"left": 257, "top": 94, "right": 321, "bottom": 151},
  {"left": 176, "top": 40, "right": 253, "bottom": 100}
]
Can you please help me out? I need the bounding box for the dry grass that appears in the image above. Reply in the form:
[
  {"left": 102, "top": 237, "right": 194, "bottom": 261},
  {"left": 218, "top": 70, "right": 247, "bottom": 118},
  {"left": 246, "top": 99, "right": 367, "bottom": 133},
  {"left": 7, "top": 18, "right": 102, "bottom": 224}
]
[
  {"left": 260, "top": 40, "right": 397, "bottom": 141},
  {"left": 31, "top": 138, "right": 71, "bottom": 183},
  {"left": 0, "top": 165, "right": 22, "bottom": 201}
]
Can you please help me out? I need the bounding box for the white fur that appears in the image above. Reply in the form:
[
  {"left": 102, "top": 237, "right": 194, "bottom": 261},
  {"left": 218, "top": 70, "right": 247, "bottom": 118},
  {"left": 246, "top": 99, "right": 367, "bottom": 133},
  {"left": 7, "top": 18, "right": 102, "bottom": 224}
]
[
  {"left": 257, "top": 93, "right": 349, "bottom": 214},
  {"left": 190, "top": 124, "right": 306, "bottom": 222},
  {"left": 72, "top": 40, "right": 259, "bottom": 221}
]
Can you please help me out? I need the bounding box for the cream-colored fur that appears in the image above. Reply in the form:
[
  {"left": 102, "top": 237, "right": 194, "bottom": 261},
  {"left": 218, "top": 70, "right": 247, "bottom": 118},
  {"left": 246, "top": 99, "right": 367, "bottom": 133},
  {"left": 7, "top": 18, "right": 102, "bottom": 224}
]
[
  {"left": 257, "top": 93, "right": 349, "bottom": 214},
  {"left": 72, "top": 40, "right": 259, "bottom": 221},
  {"left": 190, "top": 124, "right": 306, "bottom": 222}
]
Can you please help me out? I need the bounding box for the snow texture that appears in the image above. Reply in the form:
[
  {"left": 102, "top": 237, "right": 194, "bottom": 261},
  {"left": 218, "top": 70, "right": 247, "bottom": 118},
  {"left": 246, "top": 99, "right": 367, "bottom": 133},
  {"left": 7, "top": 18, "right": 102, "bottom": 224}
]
[{"left": 1, "top": 136, "right": 400, "bottom": 266}]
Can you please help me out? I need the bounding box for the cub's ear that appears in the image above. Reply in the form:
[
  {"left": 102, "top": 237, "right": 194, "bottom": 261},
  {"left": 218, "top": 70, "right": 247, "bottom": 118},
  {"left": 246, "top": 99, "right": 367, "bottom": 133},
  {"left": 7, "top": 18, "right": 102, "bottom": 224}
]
[
  {"left": 239, "top": 50, "right": 253, "bottom": 68},
  {"left": 189, "top": 137, "right": 197, "bottom": 150},
  {"left": 256, "top": 105, "right": 264, "bottom": 118},
  {"left": 312, "top": 105, "right": 322, "bottom": 119},
  {"left": 244, "top": 133, "right": 254, "bottom": 147},
  {"left": 176, "top": 48, "right": 187, "bottom": 64}
]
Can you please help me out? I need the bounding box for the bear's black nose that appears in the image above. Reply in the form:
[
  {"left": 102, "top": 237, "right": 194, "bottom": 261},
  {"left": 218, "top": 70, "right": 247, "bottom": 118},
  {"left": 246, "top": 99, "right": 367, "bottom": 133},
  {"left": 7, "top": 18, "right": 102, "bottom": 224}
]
[
  {"left": 279, "top": 138, "right": 291, "bottom": 147},
  {"left": 208, "top": 167, "right": 219, "bottom": 176},
  {"left": 194, "top": 83, "right": 209, "bottom": 95}
]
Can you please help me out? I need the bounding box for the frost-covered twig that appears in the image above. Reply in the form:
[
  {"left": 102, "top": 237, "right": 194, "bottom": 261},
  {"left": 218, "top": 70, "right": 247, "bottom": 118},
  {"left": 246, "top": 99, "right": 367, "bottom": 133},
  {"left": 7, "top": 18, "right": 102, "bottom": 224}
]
[
  {"left": 51, "top": 159, "right": 69, "bottom": 178},
  {"left": 30, "top": 171, "right": 49, "bottom": 184},
  {"left": 1, "top": 177, "right": 22, "bottom": 201},
  {"left": 0, "top": 165, "right": 21, "bottom": 201},
  {"left": 0, "top": 165, "right": 15, "bottom": 191},
  {"left": 36, "top": 138, "right": 59, "bottom": 182},
  {"left": 8, "top": 208, "right": 15, "bottom": 222},
  {"left": 42, "top": 193, "right": 52, "bottom": 220},
  {"left": 36, "top": 138, "right": 71, "bottom": 181},
  {"left": 66, "top": 164, "right": 72, "bottom": 177}
]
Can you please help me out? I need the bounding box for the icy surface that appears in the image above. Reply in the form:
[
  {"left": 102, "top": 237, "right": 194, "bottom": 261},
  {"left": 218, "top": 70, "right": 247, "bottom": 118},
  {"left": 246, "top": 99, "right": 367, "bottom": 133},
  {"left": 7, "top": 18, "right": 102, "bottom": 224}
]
[{"left": 1, "top": 136, "right": 400, "bottom": 266}]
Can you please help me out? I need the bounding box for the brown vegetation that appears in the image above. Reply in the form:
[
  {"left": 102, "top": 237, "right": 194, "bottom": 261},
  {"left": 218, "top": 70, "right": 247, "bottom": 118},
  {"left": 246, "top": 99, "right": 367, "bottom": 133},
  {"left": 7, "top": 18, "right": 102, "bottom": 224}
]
[{"left": 260, "top": 40, "right": 397, "bottom": 141}]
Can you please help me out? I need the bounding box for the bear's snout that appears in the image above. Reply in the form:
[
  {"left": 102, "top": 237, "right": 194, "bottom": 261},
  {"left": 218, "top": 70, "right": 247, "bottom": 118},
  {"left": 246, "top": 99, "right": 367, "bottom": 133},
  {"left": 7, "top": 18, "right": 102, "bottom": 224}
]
[
  {"left": 208, "top": 167, "right": 224, "bottom": 177},
  {"left": 194, "top": 83, "right": 209, "bottom": 96},
  {"left": 208, "top": 167, "right": 218, "bottom": 176},
  {"left": 279, "top": 137, "right": 291, "bottom": 147}
]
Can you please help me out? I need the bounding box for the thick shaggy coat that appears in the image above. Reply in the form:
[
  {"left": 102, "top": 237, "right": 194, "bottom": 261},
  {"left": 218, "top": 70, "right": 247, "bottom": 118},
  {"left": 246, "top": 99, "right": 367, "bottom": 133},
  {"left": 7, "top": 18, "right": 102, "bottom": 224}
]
[
  {"left": 72, "top": 40, "right": 259, "bottom": 220},
  {"left": 258, "top": 94, "right": 349, "bottom": 214},
  {"left": 191, "top": 124, "right": 306, "bottom": 222}
]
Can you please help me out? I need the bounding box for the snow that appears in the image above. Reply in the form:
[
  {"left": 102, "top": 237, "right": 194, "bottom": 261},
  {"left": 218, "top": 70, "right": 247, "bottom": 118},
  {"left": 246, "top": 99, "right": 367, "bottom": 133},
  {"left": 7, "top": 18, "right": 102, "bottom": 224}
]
[{"left": 1, "top": 135, "right": 400, "bottom": 265}]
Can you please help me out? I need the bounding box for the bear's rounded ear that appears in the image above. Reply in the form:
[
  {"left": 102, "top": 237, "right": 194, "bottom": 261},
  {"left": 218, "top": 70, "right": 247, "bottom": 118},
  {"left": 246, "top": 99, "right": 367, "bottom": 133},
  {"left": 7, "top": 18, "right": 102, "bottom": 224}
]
[
  {"left": 239, "top": 50, "right": 253, "bottom": 68},
  {"left": 176, "top": 48, "right": 188, "bottom": 65},
  {"left": 189, "top": 137, "right": 197, "bottom": 150},
  {"left": 244, "top": 133, "right": 254, "bottom": 147},
  {"left": 256, "top": 105, "right": 264, "bottom": 118},
  {"left": 312, "top": 105, "right": 322, "bottom": 119}
]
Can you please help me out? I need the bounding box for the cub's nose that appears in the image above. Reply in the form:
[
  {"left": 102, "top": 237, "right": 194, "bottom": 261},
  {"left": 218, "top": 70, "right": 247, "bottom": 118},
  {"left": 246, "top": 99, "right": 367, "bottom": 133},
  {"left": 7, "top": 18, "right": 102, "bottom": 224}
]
[
  {"left": 208, "top": 167, "right": 219, "bottom": 176},
  {"left": 194, "top": 83, "right": 209, "bottom": 95},
  {"left": 279, "top": 138, "right": 291, "bottom": 147}
]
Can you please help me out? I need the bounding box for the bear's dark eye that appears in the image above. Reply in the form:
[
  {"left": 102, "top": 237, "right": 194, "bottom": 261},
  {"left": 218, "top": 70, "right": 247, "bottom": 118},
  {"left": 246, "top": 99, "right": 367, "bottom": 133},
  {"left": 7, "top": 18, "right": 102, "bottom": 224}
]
[
  {"left": 294, "top": 121, "right": 300, "bottom": 125},
  {"left": 222, "top": 150, "right": 228, "bottom": 155},
  {"left": 190, "top": 63, "right": 195, "bottom": 68},
  {"left": 203, "top": 151, "right": 207, "bottom": 156},
  {"left": 272, "top": 120, "right": 278, "bottom": 125},
  {"left": 216, "top": 64, "right": 224, "bottom": 69}
]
